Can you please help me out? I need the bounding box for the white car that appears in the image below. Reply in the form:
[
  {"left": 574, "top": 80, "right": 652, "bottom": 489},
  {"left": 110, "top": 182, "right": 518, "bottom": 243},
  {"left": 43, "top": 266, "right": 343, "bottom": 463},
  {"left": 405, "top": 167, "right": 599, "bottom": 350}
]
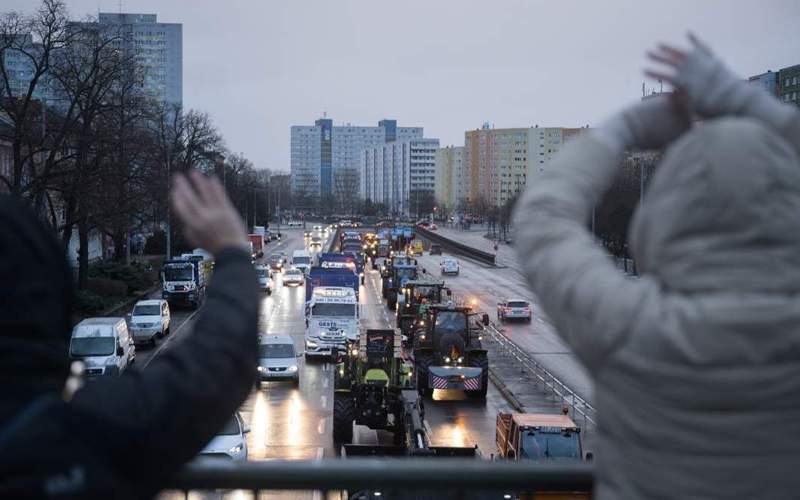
[
  {"left": 313, "top": 225, "right": 323, "bottom": 233},
  {"left": 440, "top": 258, "right": 460, "bottom": 276},
  {"left": 257, "top": 334, "right": 300, "bottom": 385},
  {"left": 497, "top": 299, "right": 532, "bottom": 322},
  {"left": 198, "top": 412, "right": 249, "bottom": 462},
  {"left": 255, "top": 265, "right": 272, "bottom": 294},
  {"left": 282, "top": 267, "right": 305, "bottom": 286},
  {"left": 128, "top": 299, "right": 171, "bottom": 347}
]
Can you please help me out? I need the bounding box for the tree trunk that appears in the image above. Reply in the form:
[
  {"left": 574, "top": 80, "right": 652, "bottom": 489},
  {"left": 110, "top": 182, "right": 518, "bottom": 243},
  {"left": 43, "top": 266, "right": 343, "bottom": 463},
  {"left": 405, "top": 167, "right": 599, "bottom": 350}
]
[{"left": 77, "top": 211, "right": 89, "bottom": 290}]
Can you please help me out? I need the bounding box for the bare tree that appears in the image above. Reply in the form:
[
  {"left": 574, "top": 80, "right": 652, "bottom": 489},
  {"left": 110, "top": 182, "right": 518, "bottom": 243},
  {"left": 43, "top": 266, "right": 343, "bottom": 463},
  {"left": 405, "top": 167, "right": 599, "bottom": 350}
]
[{"left": 333, "top": 167, "right": 359, "bottom": 215}]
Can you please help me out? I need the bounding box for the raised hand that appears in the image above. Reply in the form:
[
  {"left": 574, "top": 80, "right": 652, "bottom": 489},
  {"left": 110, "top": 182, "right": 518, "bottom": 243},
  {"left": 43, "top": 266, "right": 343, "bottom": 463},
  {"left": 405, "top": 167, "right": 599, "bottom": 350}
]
[{"left": 170, "top": 170, "right": 248, "bottom": 256}]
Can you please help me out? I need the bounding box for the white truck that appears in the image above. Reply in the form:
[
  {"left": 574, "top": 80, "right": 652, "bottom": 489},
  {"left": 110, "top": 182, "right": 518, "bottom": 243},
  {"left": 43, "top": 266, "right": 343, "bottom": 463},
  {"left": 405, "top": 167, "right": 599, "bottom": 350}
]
[{"left": 304, "top": 286, "right": 359, "bottom": 359}]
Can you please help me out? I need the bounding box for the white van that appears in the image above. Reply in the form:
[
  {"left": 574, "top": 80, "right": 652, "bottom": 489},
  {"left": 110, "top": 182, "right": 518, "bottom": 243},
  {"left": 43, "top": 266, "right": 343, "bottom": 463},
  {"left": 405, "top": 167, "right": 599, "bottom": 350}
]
[
  {"left": 304, "top": 287, "right": 359, "bottom": 359},
  {"left": 70, "top": 317, "right": 135, "bottom": 377},
  {"left": 292, "top": 250, "right": 313, "bottom": 274}
]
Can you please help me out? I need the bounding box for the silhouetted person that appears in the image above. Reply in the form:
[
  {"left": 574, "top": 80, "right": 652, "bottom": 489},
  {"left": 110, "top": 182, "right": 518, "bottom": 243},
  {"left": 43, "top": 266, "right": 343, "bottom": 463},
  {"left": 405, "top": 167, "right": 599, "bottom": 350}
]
[
  {"left": 514, "top": 35, "right": 800, "bottom": 499},
  {"left": 0, "top": 172, "right": 259, "bottom": 499}
]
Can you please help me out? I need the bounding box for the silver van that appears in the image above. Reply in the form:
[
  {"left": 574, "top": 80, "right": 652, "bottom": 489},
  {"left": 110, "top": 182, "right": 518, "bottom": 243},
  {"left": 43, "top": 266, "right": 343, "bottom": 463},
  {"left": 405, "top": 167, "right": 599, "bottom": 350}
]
[{"left": 70, "top": 317, "right": 135, "bottom": 377}]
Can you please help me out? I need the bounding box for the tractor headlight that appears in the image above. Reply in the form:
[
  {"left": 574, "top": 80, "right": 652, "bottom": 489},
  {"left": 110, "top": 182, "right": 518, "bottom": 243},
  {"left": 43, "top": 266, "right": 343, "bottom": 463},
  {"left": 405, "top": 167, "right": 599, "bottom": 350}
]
[
  {"left": 444, "top": 356, "right": 451, "bottom": 363},
  {"left": 457, "top": 356, "right": 464, "bottom": 364},
  {"left": 420, "top": 334, "right": 426, "bottom": 340},
  {"left": 350, "top": 347, "right": 359, "bottom": 356}
]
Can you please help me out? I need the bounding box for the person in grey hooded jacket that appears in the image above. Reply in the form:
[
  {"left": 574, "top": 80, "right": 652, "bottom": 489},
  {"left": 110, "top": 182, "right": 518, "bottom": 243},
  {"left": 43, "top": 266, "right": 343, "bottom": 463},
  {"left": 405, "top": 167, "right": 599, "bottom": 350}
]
[{"left": 513, "top": 34, "right": 800, "bottom": 499}]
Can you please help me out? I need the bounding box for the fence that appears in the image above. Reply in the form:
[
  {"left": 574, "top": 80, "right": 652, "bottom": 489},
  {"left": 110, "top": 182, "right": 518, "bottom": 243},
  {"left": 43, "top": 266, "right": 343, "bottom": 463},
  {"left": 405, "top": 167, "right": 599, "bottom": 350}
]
[
  {"left": 165, "top": 458, "right": 594, "bottom": 498},
  {"left": 414, "top": 226, "right": 496, "bottom": 266},
  {"left": 481, "top": 323, "right": 596, "bottom": 429}
]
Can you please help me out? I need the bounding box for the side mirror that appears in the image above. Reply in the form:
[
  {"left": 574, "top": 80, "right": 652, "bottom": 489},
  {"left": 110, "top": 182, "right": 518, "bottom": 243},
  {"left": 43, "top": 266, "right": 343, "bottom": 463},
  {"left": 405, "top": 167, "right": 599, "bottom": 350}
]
[
  {"left": 585, "top": 451, "right": 594, "bottom": 462},
  {"left": 116, "top": 345, "right": 124, "bottom": 356},
  {"left": 482, "top": 313, "right": 490, "bottom": 326},
  {"left": 126, "top": 313, "right": 131, "bottom": 319},
  {"left": 296, "top": 352, "right": 303, "bottom": 358},
  {"left": 242, "top": 424, "right": 251, "bottom": 434}
]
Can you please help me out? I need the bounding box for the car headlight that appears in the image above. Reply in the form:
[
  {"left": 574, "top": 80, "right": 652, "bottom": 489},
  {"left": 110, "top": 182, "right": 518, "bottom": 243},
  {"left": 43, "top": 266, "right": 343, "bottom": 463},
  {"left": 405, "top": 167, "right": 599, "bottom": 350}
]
[
  {"left": 257, "top": 366, "right": 264, "bottom": 372},
  {"left": 287, "top": 365, "right": 298, "bottom": 372},
  {"left": 229, "top": 445, "right": 243, "bottom": 454},
  {"left": 306, "top": 340, "right": 318, "bottom": 348}
]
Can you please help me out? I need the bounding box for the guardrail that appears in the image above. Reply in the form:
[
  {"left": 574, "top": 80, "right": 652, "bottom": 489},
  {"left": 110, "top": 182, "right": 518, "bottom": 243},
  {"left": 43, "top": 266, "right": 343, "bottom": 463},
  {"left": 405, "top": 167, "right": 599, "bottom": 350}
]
[
  {"left": 414, "top": 225, "right": 496, "bottom": 266},
  {"left": 166, "top": 458, "right": 594, "bottom": 497},
  {"left": 482, "top": 323, "right": 596, "bottom": 429}
]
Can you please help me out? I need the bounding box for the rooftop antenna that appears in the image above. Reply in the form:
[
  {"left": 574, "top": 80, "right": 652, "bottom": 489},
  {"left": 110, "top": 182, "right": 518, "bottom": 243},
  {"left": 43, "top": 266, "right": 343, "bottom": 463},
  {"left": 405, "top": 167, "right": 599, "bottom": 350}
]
[
  {"left": 642, "top": 82, "right": 645, "bottom": 97},
  {"left": 118, "top": 0, "right": 123, "bottom": 14}
]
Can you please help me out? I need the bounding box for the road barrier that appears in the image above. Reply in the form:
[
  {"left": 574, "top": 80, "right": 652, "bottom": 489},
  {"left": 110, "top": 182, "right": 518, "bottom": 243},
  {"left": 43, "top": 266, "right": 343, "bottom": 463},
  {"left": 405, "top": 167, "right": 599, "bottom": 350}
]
[
  {"left": 414, "top": 225, "right": 496, "bottom": 266},
  {"left": 482, "top": 323, "right": 596, "bottom": 430},
  {"left": 166, "top": 458, "right": 594, "bottom": 497}
]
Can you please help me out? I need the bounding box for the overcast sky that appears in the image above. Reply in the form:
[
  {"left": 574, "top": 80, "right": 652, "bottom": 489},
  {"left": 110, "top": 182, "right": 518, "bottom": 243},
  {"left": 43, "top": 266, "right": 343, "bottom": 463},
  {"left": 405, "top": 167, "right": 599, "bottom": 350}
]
[{"left": 6, "top": 1, "right": 800, "bottom": 172}]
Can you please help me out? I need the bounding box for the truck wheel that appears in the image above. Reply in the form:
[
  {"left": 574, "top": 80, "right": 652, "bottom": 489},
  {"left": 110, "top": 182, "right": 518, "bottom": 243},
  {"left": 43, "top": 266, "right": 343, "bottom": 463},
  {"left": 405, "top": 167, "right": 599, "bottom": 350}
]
[
  {"left": 333, "top": 393, "right": 355, "bottom": 443},
  {"left": 466, "top": 352, "right": 489, "bottom": 400},
  {"left": 415, "top": 353, "right": 433, "bottom": 397}
]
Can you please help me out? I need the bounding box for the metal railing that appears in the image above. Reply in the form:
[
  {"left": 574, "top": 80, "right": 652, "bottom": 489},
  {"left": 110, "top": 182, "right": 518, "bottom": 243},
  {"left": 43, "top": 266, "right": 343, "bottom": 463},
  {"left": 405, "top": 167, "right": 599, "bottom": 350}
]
[
  {"left": 166, "top": 458, "right": 593, "bottom": 497},
  {"left": 482, "top": 324, "right": 596, "bottom": 429}
]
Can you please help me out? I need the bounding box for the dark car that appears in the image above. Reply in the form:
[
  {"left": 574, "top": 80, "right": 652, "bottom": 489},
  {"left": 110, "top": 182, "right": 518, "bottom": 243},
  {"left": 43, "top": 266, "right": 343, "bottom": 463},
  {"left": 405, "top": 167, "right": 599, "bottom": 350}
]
[
  {"left": 429, "top": 244, "right": 442, "bottom": 255},
  {"left": 267, "top": 254, "right": 284, "bottom": 271}
]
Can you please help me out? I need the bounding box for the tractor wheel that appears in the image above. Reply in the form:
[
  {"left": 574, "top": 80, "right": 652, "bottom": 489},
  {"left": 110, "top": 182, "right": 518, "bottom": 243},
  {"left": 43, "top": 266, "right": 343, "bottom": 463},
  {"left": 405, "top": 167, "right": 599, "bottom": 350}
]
[
  {"left": 333, "top": 393, "right": 355, "bottom": 443},
  {"left": 466, "top": 352, "right": 489, "bottom": 400},
  {"left": 415, "top": 352, "right": 433, "bottom": 397},
  {"left": 388, "top": 294, "right": 397, "bottom": 311}
]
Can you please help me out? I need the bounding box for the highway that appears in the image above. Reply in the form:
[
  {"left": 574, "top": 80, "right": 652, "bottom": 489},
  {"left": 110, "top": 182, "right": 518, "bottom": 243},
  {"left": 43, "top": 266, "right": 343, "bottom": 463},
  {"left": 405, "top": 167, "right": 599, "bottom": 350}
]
[{"left": 147, "top": 227, "right": 580, "bottom": 499}]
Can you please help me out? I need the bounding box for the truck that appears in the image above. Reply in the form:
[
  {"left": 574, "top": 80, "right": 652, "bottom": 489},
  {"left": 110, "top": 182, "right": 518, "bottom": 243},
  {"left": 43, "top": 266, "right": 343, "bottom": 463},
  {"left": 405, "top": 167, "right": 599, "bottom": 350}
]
[
  {"left": 396, "top": 278, "right": 449, "bottom": 345},
  {"left": 333, "top": 329, "right": 480, "bottom": 458},
  {"left": 248, "top": 234, "right": 264, "bottom": 258},
  {"left": 161, "top": 258, "right": 205, "bottom": 308},
  {"left": 292, "top": 249, "right": 313, "bottom": 274},
  {"left": 495, "top": 411, "right": 588, "bottom": 462},
  {"left": 413, "top": 303, "right": 490, "bottom": 399},
  {"left": 305, "top": 287, "right": 360, "bottom": 359}
]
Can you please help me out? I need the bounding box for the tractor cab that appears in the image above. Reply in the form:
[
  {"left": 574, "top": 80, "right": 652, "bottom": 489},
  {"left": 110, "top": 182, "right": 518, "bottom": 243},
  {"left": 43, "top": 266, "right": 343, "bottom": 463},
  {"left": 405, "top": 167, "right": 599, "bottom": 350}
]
[{"left": 396, "top": 279, "right": 450, "bottom": 345}]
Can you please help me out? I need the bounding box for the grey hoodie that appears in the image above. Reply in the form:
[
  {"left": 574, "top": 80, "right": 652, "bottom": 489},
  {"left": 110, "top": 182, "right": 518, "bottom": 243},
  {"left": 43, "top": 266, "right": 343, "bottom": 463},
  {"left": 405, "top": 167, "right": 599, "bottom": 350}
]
[{"left": 514, "top": 114, "right": 800, "bottom": 499}]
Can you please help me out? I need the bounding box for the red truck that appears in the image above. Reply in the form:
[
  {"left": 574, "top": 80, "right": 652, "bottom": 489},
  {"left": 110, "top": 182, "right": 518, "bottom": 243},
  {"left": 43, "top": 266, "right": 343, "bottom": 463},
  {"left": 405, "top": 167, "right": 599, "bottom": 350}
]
[{"left": 248, "top": 234, "right": 264, "bottom": 258}]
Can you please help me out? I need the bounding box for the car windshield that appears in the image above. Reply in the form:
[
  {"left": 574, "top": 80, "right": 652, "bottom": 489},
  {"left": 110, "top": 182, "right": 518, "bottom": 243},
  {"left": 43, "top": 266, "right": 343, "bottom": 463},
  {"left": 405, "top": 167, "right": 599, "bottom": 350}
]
[
  {"left": 218, "top": 415, "right": 241, "bottom": 436},
  {"left": 521, "top": 431, "right": 581, "bottom": 460},
  {"left": 70, "top": 336, "right": 115, "bottom": 357},
  {"left": 256, "top": 267, "right": 268, "bottom": 278},
  {"left": 259, "top": 343, "right": 295, "bottom": 358},
  {"left": 434, "top": 311, "right": 466, "bottom": 335},
  {"left": 132, "top": 304, "right": 160, "bottom": 316},
  {"left": 163, "top": 266, "right": 193, "bottom": 281},
  {"left": 508, "top": 301, "right": 529, "bottom": 308},
  {"left": 287, "top": 270, "right": 302, "bottom": 276},
  {"left": 294, "top": 257, "right": 311, "bottom": 264},
  {"left": 311, "top": 303, "right": 355, "bottom": 317}
]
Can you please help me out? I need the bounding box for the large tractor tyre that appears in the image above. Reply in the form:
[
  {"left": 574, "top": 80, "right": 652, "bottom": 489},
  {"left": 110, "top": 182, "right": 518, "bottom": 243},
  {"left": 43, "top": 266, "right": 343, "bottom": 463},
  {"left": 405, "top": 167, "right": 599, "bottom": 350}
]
[
  {"left": 388, "top": 294, "right": 397, "bottom": 311},
  {"left": 466, "top": 352, "right": 489, "bottom": 400},
  {"left": 393, "top": 415, "right": 406, "bottom": 446},
  {"left": 333, "top": 393, "right": 355, "bottom": 443},
  {"left": 415, "top": 353, "right": 433, "bottom": 397}
]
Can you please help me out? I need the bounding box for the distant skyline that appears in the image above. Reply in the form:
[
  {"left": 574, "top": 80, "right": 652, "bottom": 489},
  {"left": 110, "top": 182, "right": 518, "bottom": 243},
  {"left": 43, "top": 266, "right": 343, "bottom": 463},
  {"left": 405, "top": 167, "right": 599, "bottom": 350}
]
[{"left": 5, "top": 0, "right": 800, "bottom": 173}]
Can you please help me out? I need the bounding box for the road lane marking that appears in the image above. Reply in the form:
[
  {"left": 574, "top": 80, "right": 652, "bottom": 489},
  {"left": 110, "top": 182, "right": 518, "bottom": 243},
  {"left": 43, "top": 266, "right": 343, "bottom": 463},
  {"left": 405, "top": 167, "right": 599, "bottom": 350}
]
[
  {"left": 316, "top": 446, "right": 323, "bottom": 460},
  {"left": 318, "top": 418, "right": 325, "bottom": 434},
  {"left": 320, "top": 395, "right": 327, "bottom": 408},
  {"left": 424, "top": 420, "right": 433, "bottom": 436},
  {"left": 143, "top": 308, "right": 201, "bottom": 368},
  {"left": 322, "top": 377, "right": 329, "bottom": 389}
]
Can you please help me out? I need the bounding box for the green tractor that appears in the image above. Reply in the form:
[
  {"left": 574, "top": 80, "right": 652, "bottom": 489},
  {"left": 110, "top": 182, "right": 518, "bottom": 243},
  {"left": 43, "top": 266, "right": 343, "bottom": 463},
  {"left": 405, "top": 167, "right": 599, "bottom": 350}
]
[
  {"left": 413, "top": 304, "right": 490, "bottom": 400},
  {"left": 396, "top": 278, "right": 449, "bottom": 346},
  {"left": 333, "top": 329, "right": 414, "bottom": 444}
]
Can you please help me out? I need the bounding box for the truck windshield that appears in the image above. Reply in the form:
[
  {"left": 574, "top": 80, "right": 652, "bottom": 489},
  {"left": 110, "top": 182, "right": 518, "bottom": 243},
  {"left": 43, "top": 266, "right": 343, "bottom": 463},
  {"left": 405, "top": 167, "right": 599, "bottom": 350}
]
[
  {"left": 294, "top": 257, "right": 311, "bottom": 264},
  {"left": 312, "top": 303, "right": 355, "bottom": 317},
  {"left": 132, "top": 305, "right": 160, "bottom": 316},
  {"left": 259, "top": 343, "right": 295, "bottom": 358},
  {"left": 435, "top": 311, "right": 466, "bottom": 334},
  {"left": 164, "top": 266, "right": 193, "bottom": 281},
  {"left": 396, "top": 268, "right": 416, "bottom": 279},
  {"left": 414, "top": 286, "right": 439, "bottom": 301},
  {"left": 521, "top": 431, "right": 581, "bottom": 460},
  {"left": 70, "top": 337, "right": 115, "bottom": 357}
]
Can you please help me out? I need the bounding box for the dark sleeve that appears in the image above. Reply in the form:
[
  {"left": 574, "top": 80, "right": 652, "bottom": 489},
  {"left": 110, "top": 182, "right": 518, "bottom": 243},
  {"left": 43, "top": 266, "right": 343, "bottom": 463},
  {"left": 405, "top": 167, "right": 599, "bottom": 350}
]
[{"left": 69, "top": 247, "right": 259, "bottom": 491}]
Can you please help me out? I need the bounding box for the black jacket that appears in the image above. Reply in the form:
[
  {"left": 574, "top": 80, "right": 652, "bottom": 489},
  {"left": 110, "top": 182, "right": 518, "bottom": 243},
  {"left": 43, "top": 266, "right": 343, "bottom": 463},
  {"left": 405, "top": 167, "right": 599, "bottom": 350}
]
[{"left": 0, "top": 196, "right": 259, "bottom": 498}]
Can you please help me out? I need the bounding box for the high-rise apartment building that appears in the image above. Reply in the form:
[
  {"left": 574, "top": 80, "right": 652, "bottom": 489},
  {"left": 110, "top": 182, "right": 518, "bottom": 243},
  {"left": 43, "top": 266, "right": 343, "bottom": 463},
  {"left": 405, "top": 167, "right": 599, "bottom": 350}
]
[
  {"left": 779, "top": 64, "right": 800, "bottom": 107},
  {"left": 463, "top": 125, "right": 528, "bottom": 207},
  {"left": 360, "top": 138, "right": 439, "bottom": 216},
  {"left": 97, "top": 13, "right": 183, "bottom": 105},
  {"left": 290, "top": 118, "right": 422, "bottom": 201},
  {"left": 434, "top": 146, "right": 464, "bottom": 212},
  {"left": 748, "top": 70, "right": 779, "bottom": 97}
]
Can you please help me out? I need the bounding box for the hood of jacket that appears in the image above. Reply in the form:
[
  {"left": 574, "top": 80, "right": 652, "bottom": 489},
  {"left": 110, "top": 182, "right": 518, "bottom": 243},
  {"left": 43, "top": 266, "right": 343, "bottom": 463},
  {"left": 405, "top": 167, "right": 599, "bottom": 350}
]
[
  {"left": 0, "top": 196, "right": 73, "bottom": 423},
  {"left": 629, "top": 117, "right": 800, "bottom": 293}
]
